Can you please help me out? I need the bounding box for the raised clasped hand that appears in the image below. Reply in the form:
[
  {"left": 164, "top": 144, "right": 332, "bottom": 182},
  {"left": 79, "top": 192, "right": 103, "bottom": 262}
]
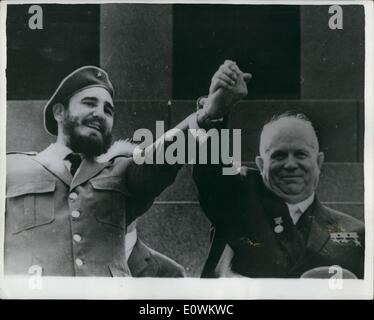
[{"left": 204, "top": 60, "right": 252, "bottom": 119}]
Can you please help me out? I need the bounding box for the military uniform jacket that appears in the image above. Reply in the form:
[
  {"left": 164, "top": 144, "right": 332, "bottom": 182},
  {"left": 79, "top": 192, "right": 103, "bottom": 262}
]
[
  {"left": 5, "top": 143, "right": 181, "bottom": 277},
  {"left": 193, "top": 165, "right": 365, "bottom": 278}
]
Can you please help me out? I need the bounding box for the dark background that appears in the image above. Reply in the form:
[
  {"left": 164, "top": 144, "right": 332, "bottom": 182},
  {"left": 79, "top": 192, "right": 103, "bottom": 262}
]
[
  {"left": 172, "top": 5, "right": 301, "bottom": 99},
  {"left": 7, "top": 5, "right": 301, "bottom": 100},
  {"left": 6, "top": 5, "right": 100, "bottom": 100},
  {"left": 6, "top": 4, "right": 365, "bottom": 276}
]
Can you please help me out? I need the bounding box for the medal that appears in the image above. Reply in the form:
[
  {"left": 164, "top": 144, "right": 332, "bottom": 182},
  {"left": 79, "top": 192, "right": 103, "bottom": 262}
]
[
  {"left": 273, "top": 217, "right": 284, "bottom": 234},
  {"left": 274, "top": 224, "right": 284, "bottom": 233}
]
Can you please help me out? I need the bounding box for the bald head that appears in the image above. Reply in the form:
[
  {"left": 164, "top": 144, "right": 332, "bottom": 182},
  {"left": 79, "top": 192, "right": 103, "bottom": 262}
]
[{"left": 259, "top": 114, "right": 319, "bottom": 157}]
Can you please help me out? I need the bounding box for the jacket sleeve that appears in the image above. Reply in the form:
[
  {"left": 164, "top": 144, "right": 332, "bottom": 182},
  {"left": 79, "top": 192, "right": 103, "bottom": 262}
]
[
  {"left": 192, "top": 148, "right": 248, "bottom": 230},
  {"left": 124, "top": 113, "right": 198, "bottom": 199},
  {"left": 122, "top": 113, "right": 205, "bottom": 223}
]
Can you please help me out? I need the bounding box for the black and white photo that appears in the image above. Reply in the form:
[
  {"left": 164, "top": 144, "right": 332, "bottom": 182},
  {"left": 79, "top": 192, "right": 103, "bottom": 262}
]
[{"left": 0, "top": 0, "right": 372, "bottom": 299}]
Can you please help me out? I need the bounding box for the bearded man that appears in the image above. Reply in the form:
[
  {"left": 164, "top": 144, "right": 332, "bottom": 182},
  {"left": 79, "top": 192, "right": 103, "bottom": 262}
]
[{"left": 5, "top": 64, "right": 247, "bottom": 277}]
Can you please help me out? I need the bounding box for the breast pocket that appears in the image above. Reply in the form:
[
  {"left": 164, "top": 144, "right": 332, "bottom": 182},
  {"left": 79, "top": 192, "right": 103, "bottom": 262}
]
[
  {"left": 90, "top": 177, "right": 128, "bottom": 230},
  {"left": 6, "top": 180, "right": 56, "bottom": 234}
]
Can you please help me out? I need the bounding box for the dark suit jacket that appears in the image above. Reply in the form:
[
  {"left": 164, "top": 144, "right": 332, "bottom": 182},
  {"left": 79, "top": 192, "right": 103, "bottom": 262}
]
[
  {"left": 193, "top": 165, "right": 365, "bottom": 278},
  {"left": 128, "top": 239, "right": 185, "bottom": 277}
]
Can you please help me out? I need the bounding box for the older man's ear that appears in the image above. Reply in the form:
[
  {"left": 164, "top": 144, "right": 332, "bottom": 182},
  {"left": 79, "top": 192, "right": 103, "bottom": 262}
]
[
  {"left": 255, "top": 156, "right": 264, "bottom": 174},
  {"left": 317, "top": 152, "right": 325, "bottom": 170}
]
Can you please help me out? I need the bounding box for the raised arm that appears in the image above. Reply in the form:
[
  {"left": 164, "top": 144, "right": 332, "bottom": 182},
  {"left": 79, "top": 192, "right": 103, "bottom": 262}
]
[
  {"left": 123, "top": 60, "right": 251, "bottom": 222},
  {"left": 193, "top": 60, "right": 252, "bottom": 226}
]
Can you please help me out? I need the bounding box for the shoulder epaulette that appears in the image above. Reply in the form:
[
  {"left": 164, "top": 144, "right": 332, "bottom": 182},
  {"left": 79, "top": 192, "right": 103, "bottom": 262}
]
[{"left": 6, "top": 151, "right": 38, "bottom": 156}]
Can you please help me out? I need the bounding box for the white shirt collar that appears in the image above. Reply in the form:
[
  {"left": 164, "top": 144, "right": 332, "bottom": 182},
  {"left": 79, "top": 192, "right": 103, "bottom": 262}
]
[
  {"left": 286, "top": 193, "right": 315, "bottom": 225},
  {"left": 125, "top": 227, "right": 138, "bottom": 262}
]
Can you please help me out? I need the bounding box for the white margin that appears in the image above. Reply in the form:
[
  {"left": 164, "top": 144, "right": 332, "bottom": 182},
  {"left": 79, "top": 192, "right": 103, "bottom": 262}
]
[
  {"left": 0, "top": 0, "right": 373, "bottom": 300},
  {"left": 0, "top": 0, "right": 8, "bottom": 300}
]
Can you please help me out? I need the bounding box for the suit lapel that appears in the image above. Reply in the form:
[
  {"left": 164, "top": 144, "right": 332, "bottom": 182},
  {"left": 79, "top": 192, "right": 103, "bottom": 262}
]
[
  {"left": 306, "top": 199, "right": 333, "bottom": 253},
  {"left": 70, "top": 158, "right": 111, "bottom": 190},
  {"left": 128, "top": 240, "right": 158, "bottom": 277},
  {"left": 33, "top": 144, "right": 72, "bottom": 186},
  {"left": 263, "top": 191, "right": 332, "bottom": 255},
  {"left": 289, "top": 199, "right": 333, "bottom": 275},
  {"left": 261, "top": 186, "right": 293, "bottom": 250}
]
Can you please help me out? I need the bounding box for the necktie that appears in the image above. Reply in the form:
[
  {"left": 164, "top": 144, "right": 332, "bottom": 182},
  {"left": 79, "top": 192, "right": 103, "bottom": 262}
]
[
  {"left": 290, "top": 207, "right": 302, "bottom": 225},
  {"left": 66, "top": 153, "right": 82, "bottom": 176}
]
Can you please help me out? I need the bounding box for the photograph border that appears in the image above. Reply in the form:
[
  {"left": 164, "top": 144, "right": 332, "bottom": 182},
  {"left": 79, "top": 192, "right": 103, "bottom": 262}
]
[{"left": 0, "top": 0, "right": 372, "bottom": 300}]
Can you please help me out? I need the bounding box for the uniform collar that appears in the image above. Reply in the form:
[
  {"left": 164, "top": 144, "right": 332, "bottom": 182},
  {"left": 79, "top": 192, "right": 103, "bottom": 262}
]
[
  {"left": 35, "top": 143, "right": 111, "bottom": 189},
  {"left": 52, "top": 142, "right": 73, "bottom": 161},
  {"left": 34, "top": 144, "right": 73, "bottom": 186}
]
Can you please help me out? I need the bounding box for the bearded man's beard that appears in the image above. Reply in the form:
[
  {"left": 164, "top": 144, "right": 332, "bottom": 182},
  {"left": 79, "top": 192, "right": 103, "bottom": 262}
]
[{"left": 63, "top": 114, "right": 112, "bottom": 158}]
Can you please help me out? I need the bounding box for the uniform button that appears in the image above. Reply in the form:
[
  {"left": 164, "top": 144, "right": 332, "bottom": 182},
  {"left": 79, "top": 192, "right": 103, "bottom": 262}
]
[
  {"left": 75, "top": 258, "right": 83, "bottom": 267},
  {"left": 69, "top": 192, "right": 78, "bottom": 200},
  {"left": 73, "top": 234, "right": 82, "bottom": 242},
  {"left": 71, "top": 210, "right": 80, "bottom": 218}
]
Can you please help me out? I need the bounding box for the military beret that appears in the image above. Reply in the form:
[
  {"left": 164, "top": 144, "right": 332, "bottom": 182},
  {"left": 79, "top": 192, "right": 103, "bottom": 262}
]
[{"left": 44, "top": 66, "right": 115, "bottom": 136}]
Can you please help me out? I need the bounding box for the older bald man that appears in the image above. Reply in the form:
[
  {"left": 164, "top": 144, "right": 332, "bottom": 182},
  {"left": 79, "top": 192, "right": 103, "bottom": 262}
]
[{"left": 193, "top": 62, "right": 365, "bottom": 278}]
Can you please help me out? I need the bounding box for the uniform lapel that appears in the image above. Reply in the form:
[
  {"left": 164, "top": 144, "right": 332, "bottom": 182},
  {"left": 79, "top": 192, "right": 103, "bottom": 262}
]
[
  {"left": 128, "top": 240, "right": 158, "bottom": 277},
  {"left": 70, "top": 158, "right": 111, "bottom": 190},
  {"left": 33, "top": 144, "right": 72, "bottom": 186},
  {"left": 35, "top": 144, "right": 114, "bottom": 190},
  {"left": 68, "top": 139, "right": 135, "bottom": 190}
]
